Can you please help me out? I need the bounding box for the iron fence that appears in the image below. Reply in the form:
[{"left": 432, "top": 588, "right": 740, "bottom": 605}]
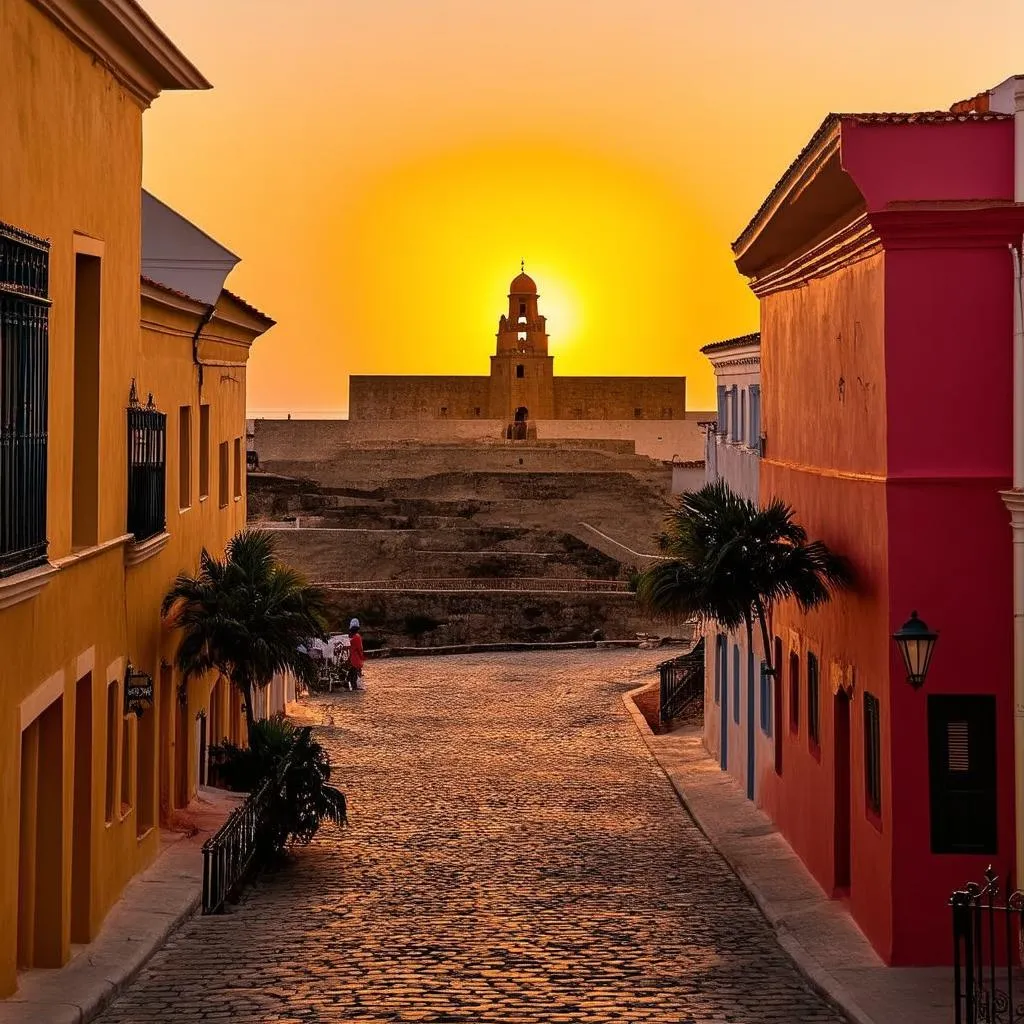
[
  {"left": 0, "top": 222, "right": 50, "bottom": 577},
  {"left": 201, "top": 727, "right": 310, "bottom": 914},
  {"left": 658, "top": 638, "right": 705, "bottom": 724},
  {"left": 127, "top": 406, "right": 166, "bottom": 541},
  {"left": 951, "top": 867, "right": 1024, "bottom": 1023}
]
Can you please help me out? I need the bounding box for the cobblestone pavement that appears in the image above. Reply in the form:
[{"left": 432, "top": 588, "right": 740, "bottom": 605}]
[{"left": 97, "top": 650, "right": 845, "bottom": 1023}]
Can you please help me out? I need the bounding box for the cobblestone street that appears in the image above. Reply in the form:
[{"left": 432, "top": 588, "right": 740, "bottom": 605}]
[{"left": 97, "top": 650, "right": 845, "bottom": 1023}]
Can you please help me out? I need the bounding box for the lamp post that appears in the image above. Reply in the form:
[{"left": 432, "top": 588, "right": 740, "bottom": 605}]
[{"left": 892, "top": 611, "right": 938, "bottom": 689}]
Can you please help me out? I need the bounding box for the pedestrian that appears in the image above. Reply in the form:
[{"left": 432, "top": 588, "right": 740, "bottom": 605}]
[{"left": 347, "top": 618, "right": 365, "bottom": 690}]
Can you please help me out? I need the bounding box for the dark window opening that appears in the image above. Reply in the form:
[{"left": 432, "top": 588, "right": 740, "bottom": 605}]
[
  {"left": 519, "top": 302, "right": 526, "bottom": 315},
  {"left": 789, "top": 652, "right": 800, "bottom": 732},
  {"left": 808, "top": 651, "right": 820, "bottom": 753},
  {"left": 634, "top": 407, "right": 643, "bottom": 418},
  {"left": 0, "top": 222, "right": 50, "bottom": 577},
  {"left": 928, "top": 695, "right": 997, "bottom": 853},
  {"left": 127, "top": 402, "right": 167, "bottom": 542},
  {"left": 516, "top": 364, "right": 525, "bottom": 379},
  {"left": 773, "top": 637, "right": 783, "bottom": 775},
  {"left": 474, "top": 406, "right": 481, "bottom": 417},
  {"left": 732, "top": 645, "right": 740, "bottom": 724},
  {"left": 514, "top": 406, "right": 528, "bottom": 423},
  {"left": 864, "top": 692, "right": 882, "bottom": 817}
]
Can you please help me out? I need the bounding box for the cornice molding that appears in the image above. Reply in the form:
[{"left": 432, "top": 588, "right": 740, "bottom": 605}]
[
  {"left": 29, "top": 0, "right": 209, "bottom": 108},
  {"left": 869, "top": 203, "right": 1024, "bottom": 249},
  {"left": 0, "top": 563, "right": 58, "bottom": 612},
  {"left": 749, "top": 214, "right": 881, "bottom": 298}
]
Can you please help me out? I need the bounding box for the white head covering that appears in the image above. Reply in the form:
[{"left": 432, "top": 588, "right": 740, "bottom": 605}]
[{"left": 349, "top": 618, "right": 360, "bottom": 630}]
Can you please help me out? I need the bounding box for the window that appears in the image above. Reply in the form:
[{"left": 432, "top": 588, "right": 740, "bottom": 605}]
[
  {"left": 126, "top": 403, "right": 167, "bottom": 541},
  {"left": 716, "top": 385, "right": 727, "bottom": 440},
  {"left": 730, "top": 385, "right": 738, "bottom": 439},
  {"left": 773, "top": 638, "right": 784, "bottom": 774},
  {"left": 199, "top": 404, "right": 210, "bottom": 498},
  {"left": 105, "top": 681, "right": 118, "bottom": 824},
  {"left": 807, "top": 652, "right": 820, "bottom": 752},
  {"left": 733, "top": 645, "right": 740, "bottom": 724},
  {"left": 749, "top": 384, "right": 761, "bottom": 449},
  {"left": 864, "top": 692, "right": 882, "bottom": 817},
  {"left": 218, "top": 441, "right": 229, "bottom": 508},
  {"left": 439, "top": 406, "right": 448, "bottom": 417},
  {"left": 0, "top": 223, "right": 50, "bottom": 576},
  {"left": 634, "top": 407, "right": 643, "bottom": 419},
  {"left": 519, "top": 302, "right": 526, "bottom": 315},
  {"left": 516, "top": 365, "right": 525, "bottom": 379},
  {"left": 661, "top": 407, "right": 673, "bottom": 419},
  {"left": 760, "top": 662, "right": 772, "bottom": 736},
  {"left": 928, "top": 695, "right": 996, "bottom": 853},
  {"left": 738, "top": 389, "right": 746, "bottom": 444},
  {"left": 714, "top": 634, "right": 725, "bottom": 703},
  {"left": 233, "top": 437, "right": 242, "bottom": 499},
  {"left": 178, "top": 406, "right": 192, "bottom": 509},
  {"left": 789, "top": 652, "right": 800, "bottom": 732},
  {"left": 474, "top": 406, "right": 481, "bottom": 417},
  {"left": 72, "top": 252, "right": 101, "bottom": 549}
]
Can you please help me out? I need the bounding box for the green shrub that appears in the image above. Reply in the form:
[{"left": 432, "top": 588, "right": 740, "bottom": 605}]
[{"left": 210, "top": 718, "right": 346, "bottom": 853}]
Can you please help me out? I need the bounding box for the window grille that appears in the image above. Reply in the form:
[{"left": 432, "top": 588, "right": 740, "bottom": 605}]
[
  {"left": 864, "top": 692, "right": 882, "bottom": 816},
  {"left": 0, "top": 221, "right": 50, "bottom": 576},
  {"left": 126, "top": 396, "right": 167, "bottom": 542}
]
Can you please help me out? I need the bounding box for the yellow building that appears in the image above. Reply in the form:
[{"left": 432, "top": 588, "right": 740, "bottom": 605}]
[{"left": 0, "top": 0, "right": 272, "bottom": 995}]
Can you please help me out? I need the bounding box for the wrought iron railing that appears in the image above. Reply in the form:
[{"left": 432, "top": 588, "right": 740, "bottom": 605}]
[
  {"left": 0, "top": 222, "right": 50, "bottom": 577},
  {"left": 658, "top": 638, "right": 705, "bottom": 724},
  {"left": 951, "top": 867, "right": 1024, "bottom": 1023},
  {"left": 127, "top": 402, "right": 167, "bottom": 542},
  {"left": 201, "top": 727, "right": 309, "bottom": 914}
]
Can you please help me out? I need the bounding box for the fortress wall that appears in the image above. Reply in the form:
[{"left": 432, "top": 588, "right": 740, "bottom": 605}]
[
  {"left": 533, "top": 419, "right": 704, "bottom": 462},
  {"left": 552, "top": 376, "right": 686, "bottom": 420},
  {"left": 349, "top": 375, "right": 491, "bottom": 420},
  {"left": 253, "top": 417, "right": 704, "bottom": 464}
]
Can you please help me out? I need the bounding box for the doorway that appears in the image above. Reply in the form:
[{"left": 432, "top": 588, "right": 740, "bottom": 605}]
[
  {"left": 159, "top": 664, "right": 173, "bottom": 822},
  {"left": 175, "top": 693, "right": 189, "bottom": 809},
  {"left": 746, "top": 647, "right": 755, "bottom": 800},
  {"left": 719, "top": 646, "right": 728, "bottom": 770},
  {"left": 514, "top": 406, "right": 528, "bottom": 422},
  {"left": 71, "top": 674, "right": 93, "bottom": 941},
  {"left": 833, "top": 689, "right": 852, "bottom": 894}
]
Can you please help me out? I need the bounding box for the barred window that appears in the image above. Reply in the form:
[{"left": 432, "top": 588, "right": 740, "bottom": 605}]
[
  {"left": 864, "top": 692, "right": 882, "bottom": 817},
  {"left": 789, "top": 652, "right": 800, "bottom": 732},
  {"left": 126, "top": 397, "right": 167, "bottom": 542},
  {"left": 759, "top": 661, "right": 772, "bottom": 736},
  {"left": 733, "top": 644, "right": 740, "bottom": 724},
  {"left": 808, "top": 651, "right": 821, "bottom": 752},
  {"left": 0, "top": 222, "right": 50, "bottom": 577}
]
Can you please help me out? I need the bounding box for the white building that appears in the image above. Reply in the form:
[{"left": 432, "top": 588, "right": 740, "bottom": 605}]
[{"left": 700, "top": 333, "right": 769, "bottom": 802}]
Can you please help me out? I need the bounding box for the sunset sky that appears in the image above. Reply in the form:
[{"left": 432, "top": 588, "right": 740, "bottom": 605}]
[{"left": 142, "top": 0, "right": 1024, "bottom": 416}]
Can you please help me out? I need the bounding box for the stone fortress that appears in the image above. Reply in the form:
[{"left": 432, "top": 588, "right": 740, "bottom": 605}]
[{"left": 344, "top": 267, "right": 693, "bottom": 458}]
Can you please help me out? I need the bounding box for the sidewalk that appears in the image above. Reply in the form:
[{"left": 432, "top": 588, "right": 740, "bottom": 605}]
[
  {"left": 0, "top": 787, "right": 241, "bottom": 1024},
  {"left": 623, "top": 683, "right": 951, "bottom": 1024}
]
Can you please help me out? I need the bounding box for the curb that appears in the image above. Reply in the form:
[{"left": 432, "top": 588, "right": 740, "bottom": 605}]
[{"left": 620, "top": 684, "right": 876, "bottom": 1024}]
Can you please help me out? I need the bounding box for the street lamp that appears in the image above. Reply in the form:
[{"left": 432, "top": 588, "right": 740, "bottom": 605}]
[{"left": 893, "top": 611, "right": 938, "bottom": 689}]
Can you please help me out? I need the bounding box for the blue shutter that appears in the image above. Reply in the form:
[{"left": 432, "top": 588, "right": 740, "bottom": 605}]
[
  {"left": 750, "top": 384, "right": 761, "bottom": 451},
  {"left": 739, "top": 389, "right": 746, "bottom": 444},
  {"left": 733, "top": 644, "right": 740, "bottom": 724},
  {"left": 716, "top": 386, "right": 727, "bottom": 437},
  {"left": 730, "top": 386, "right": 738, "bottom": 440},
  {"left": 714, "top": 635, "right": 722, "bottom": 703}
]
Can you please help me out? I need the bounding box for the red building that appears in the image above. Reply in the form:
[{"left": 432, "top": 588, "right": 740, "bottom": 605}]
[{"left": 732, "top": 81, "right": 1024, "bottom": 964}]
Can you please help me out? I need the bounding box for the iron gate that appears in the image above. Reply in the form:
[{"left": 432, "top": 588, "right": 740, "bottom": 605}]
[{"left": 951, "top": 867, "right": 1024, "bottom": 1023}]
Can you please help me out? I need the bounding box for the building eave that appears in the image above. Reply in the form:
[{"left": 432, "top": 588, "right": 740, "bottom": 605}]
[
  {"left": 29, "top": 0, "right": 210, "bottom": 108},
  {"left": 699, "top": 332, "right": 761, "bottom": 355}
]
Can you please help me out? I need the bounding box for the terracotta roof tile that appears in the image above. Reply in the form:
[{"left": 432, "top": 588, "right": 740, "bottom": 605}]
[
  {"left": 700, "top": 331, "right": 761, "bottom": 355},
  {"left": 140, "top": 274, "right": 203, "bottom": 305},
  {"left": 221, "top": 287, "right": 275, "bottom": 326},
  {"left": 732, "top": 110, "right": 1012, "bottom": 253}
]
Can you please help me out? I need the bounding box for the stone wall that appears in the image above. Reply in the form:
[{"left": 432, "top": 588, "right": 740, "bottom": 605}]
[
  {"left": 552, "top": 376, "right": 685, "bottom": 420},
  {"left": 254, "top": 417, "right": 704, "bottom": 464},
  {"left": 349, "top": 374, "right": 491, "bottom": 419}
]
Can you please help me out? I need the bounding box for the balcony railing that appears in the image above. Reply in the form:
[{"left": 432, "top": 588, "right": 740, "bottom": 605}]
[
  {"left": 127, "top": 400, "right": 167, "bottom": 542},
  {"left": 658, "top": 638, "right": 705, "bottom": 724},
  {"left": 0, "top": 222, "right": 50, "bottom": 578}
]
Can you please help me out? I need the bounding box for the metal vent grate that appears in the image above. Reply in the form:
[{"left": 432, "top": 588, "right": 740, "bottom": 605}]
[{"left": 947, "top": 721, "right": 970, "bottom": 772}]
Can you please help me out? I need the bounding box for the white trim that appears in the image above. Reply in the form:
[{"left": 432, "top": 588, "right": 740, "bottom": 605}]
[
  {"left": 20, "top": 669, "right": 65, "bottom": 731},
  {"left": 0, "top": 562, "right": 58, "bottom": 611},
  {"left": 125, "top": 531, "right": 170, "bottom": 568},
  {"left": 75, "top": 646, "right": 96, "bottom": 681}
]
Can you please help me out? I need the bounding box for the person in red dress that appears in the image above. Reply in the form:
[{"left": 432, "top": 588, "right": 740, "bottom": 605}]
[{"left": 347, "top": 618, "right": 365, "bottom": 690}]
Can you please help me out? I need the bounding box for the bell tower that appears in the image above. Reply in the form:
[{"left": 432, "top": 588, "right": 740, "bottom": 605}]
[{"left": 489, "top": 263, "right": 555, "bottom": 428}]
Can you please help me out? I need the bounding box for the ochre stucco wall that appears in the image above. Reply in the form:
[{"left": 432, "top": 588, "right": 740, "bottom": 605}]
[{"left": 552, "top": 377, "right": 686, "bottom": 420}]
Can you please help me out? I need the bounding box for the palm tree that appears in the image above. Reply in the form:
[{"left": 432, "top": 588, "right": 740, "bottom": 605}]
[
  {"left": 162, "top": 529, "right": 329, "bottom": 743},
  {"left": 636, "top": 480, "right": 852, "bottom": 674}
]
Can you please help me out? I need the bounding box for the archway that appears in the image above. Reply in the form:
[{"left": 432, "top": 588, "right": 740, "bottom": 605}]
[{"left": 514, "top": 406, "right": 528, "bottom": 422}]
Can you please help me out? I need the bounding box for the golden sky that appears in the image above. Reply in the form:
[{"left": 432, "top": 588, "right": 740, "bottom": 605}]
[{"left": 142, "top": 0, "right": 1024, "bottom": 415}]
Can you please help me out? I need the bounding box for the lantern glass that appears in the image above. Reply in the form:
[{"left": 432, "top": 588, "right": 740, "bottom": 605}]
[{"left": 893, "top": 611, "right": 938, "bottom": 688}]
